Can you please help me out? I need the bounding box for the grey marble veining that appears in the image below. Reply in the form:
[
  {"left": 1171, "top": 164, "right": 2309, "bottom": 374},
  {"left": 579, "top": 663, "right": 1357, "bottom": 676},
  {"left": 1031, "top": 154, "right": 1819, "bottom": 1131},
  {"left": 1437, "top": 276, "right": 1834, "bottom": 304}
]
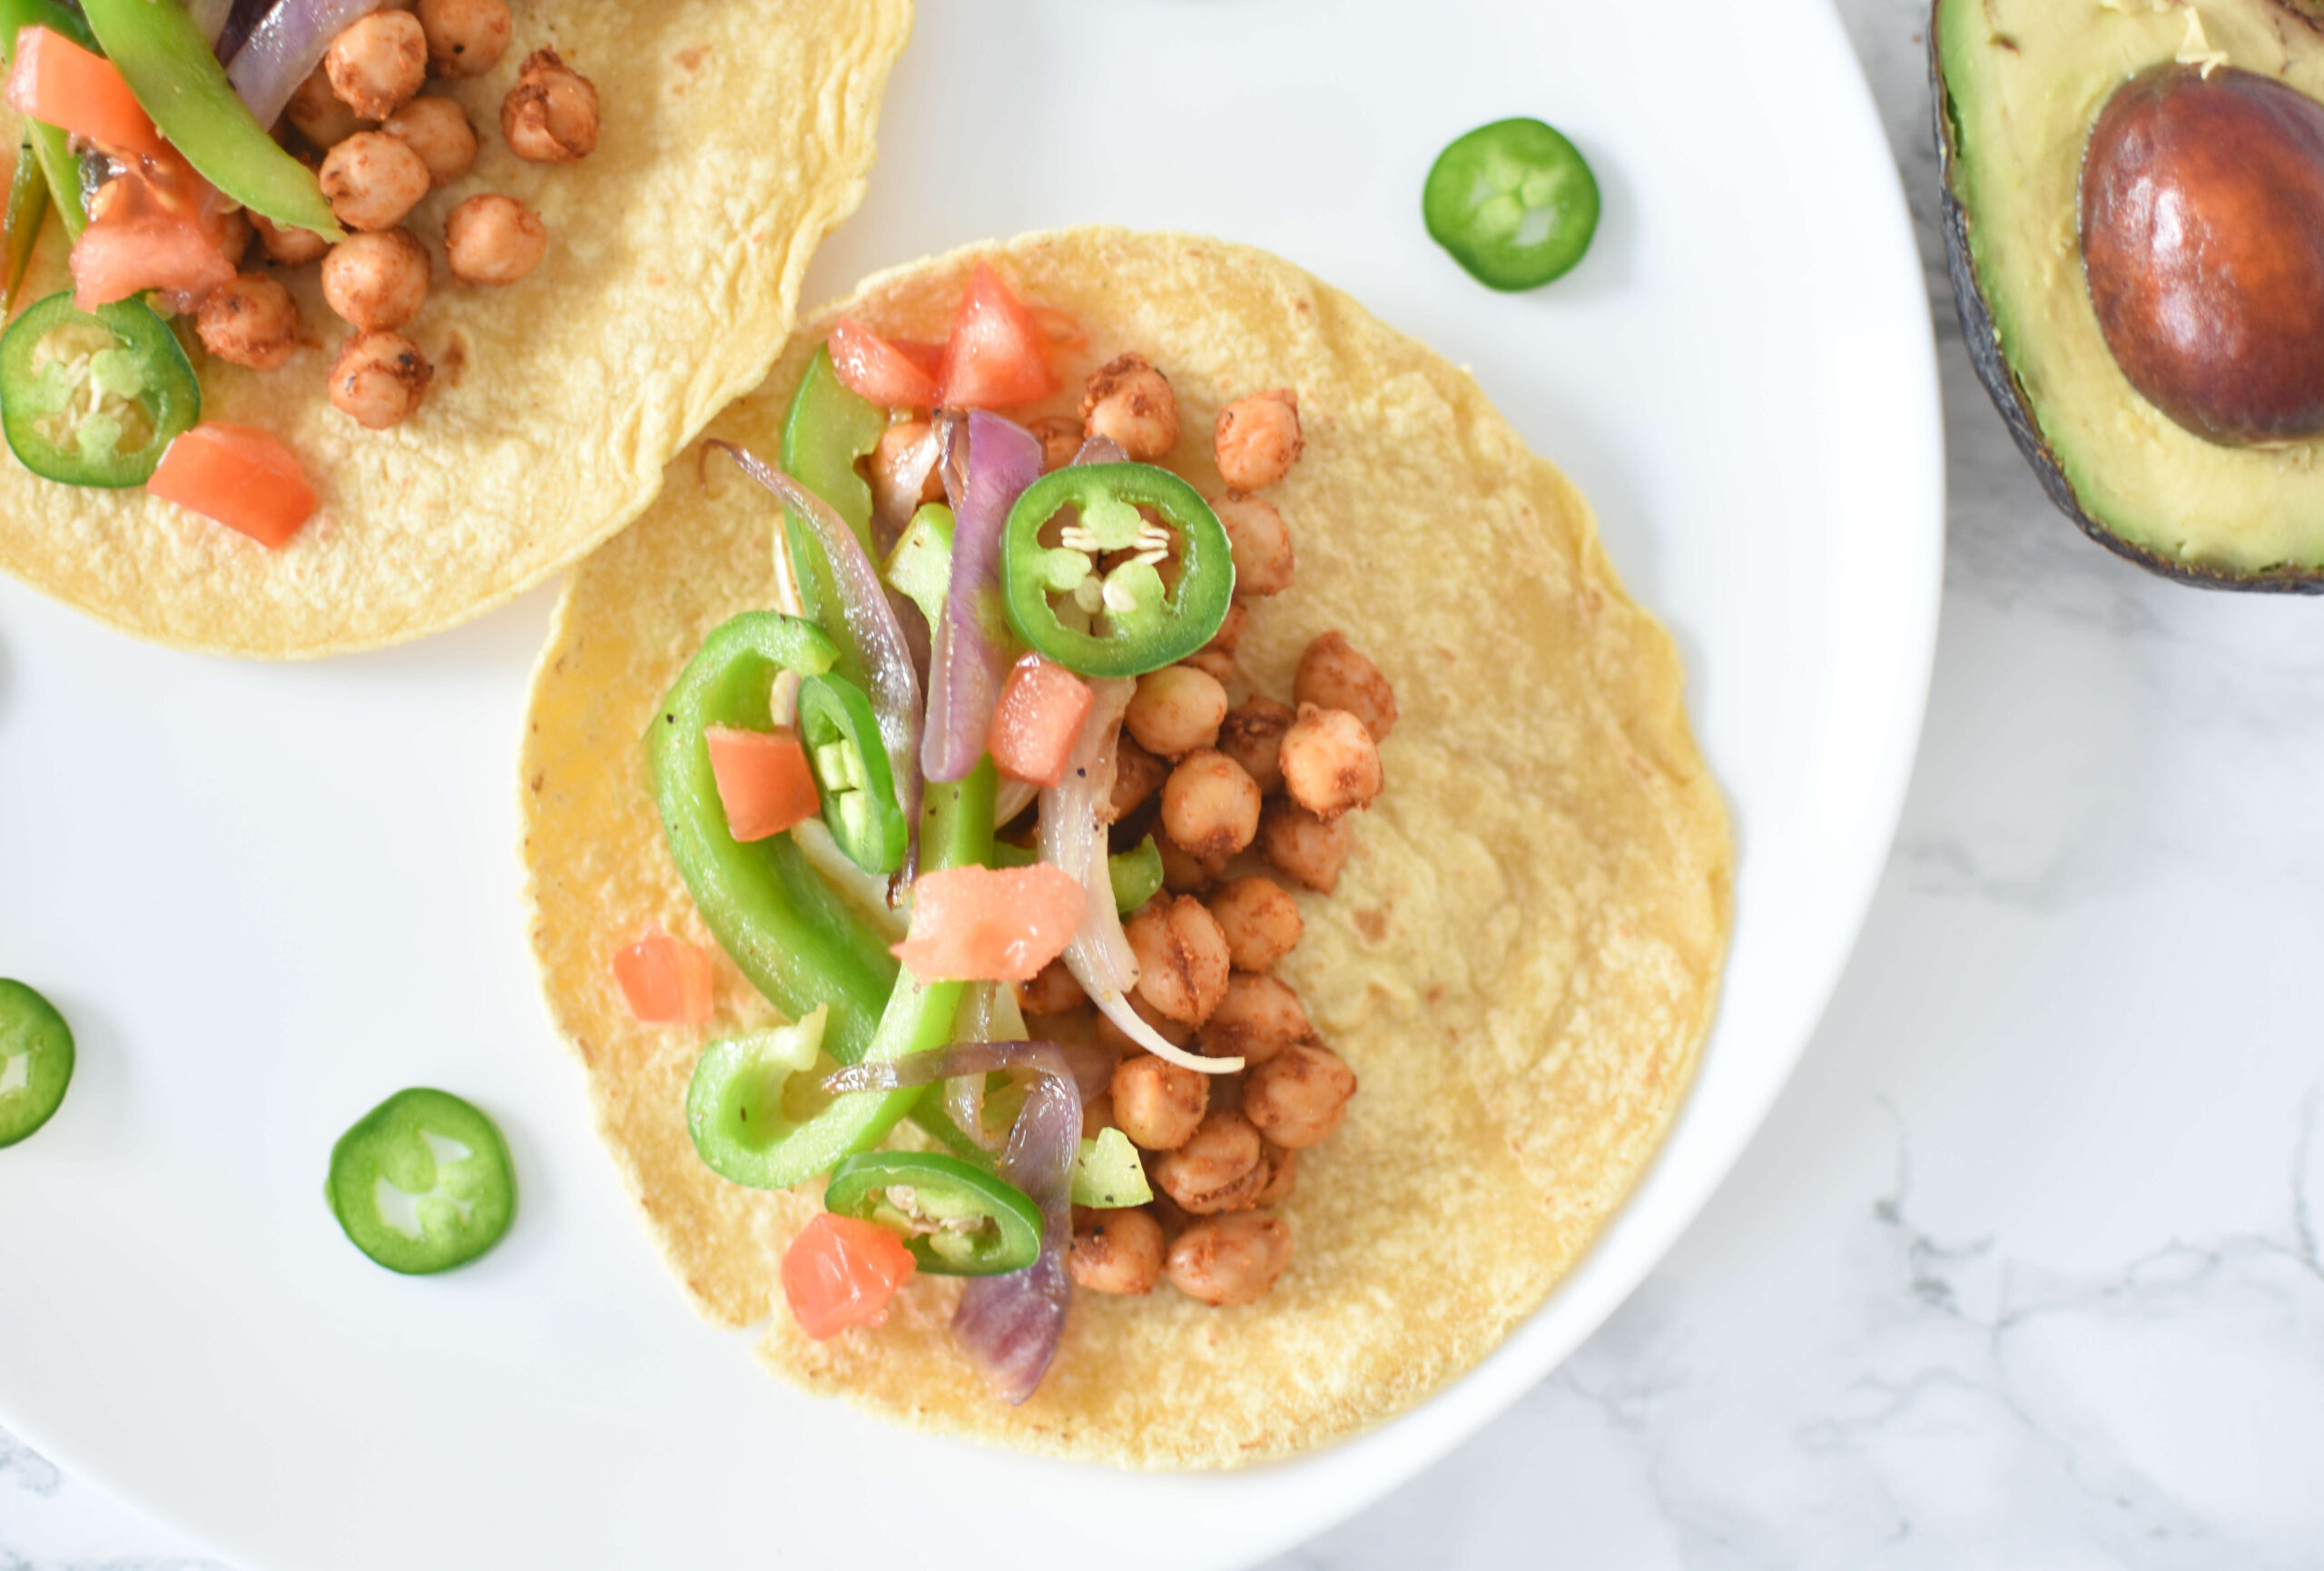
[{"left": 9, "top": 0, "right": 2324, "bottom": 1565}]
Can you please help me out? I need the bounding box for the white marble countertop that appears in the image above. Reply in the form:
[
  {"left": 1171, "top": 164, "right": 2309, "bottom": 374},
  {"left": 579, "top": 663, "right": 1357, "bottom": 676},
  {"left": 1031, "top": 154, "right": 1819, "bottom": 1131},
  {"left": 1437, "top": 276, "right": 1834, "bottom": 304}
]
[{"left": 8, "top": 1, "right": 2321, "bottom": 1565}]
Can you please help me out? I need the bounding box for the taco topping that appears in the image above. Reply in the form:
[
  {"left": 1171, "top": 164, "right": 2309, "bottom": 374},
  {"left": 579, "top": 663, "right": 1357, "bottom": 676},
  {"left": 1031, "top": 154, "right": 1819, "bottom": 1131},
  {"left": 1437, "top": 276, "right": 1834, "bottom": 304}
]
[
  {"left": 782, "top": 1212, "right": 917, "bottom": 1340},
  {"left": 0, "top": 977, "right": 74, "bottom": 1150},
  {"left": 146, "top": 420, "right": 317, "bottom": 546},
  {"left": 0, "top": 291, "right": 199, "bottom": 486}
]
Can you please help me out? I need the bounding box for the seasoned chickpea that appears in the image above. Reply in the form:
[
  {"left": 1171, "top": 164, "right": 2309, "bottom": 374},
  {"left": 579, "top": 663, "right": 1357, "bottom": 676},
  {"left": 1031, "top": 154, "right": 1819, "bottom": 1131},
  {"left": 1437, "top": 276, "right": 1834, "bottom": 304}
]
[
  {"left": 1029, "top": 414, "right": 1083, "bottom": 471},
  {"left": 444, "top": 193, "right": 547, "bottom": 286},
  {"left": 1167, "top": 1211, "right": 1292, "bottom": 1306},
  {"left": 1252, "top": 1143, "right": 1297, "bottom": 1208},
  {"left": 254, "top": 212, "right": 330, "bottom": 267},
  {"left": 381, "top": 95, "right": 478, "bottom": 188},
  {"left": 1071, "top": 1207, "right": 1164, "bottom": 1294},
  {"left": 1109, "top": 736, "right": 1167, "bottom": 821},
  {"left": 326, "top": 11, "right": 426, "bottom": 121},
  {"left": 1110, "top": 1052, "right": 1207, "bottom": 1151},
  {"left": 1259, "top": 798, "right": 1354, "bottom": 894},
  {"left": 1160, "top": 748, "right": 1261, "bottom": 862},
  {"left": 1125, "top": 664, "right": 1227, "bottom": 758},
  {"left": 1279, "top": 705, "right": 1384, "bottom": 823},
  {"left": 320, "top": 229, "right": 429, "bottom": 332},
  {"left": 214, "top": 209, "right": 253, "bottom": 270},
  {"left": 1156, "top": 836, "right": 1221, "bottom": 895},
  {"left": 1217, "top": 695, "right": 1294, "bottom": 794},
  {"left": 1095, "top": 993, "right": 1195, "bottom": 1054},
  {"left": 1080, "top": 1092, "right": 1116, "bottom": 1141},
  {"left": 1244, "top": 1042, "right": 1358, "bottom": 1150},
  {"left": 195, "top": 273, "right": 300, "bottom": 370},
  {"left": 320, "top": 131, "right": 431, "bottom": 232},
  {"left": 1016, "top": 956, "right": 1086, "bottom": 1018},
  {"left": 1206, "top": 601, "right": 1249, "bottom": 657},
  {"left": 501, "top": 47, "right": 598, "bottom": 163},
  {"left": 869, "top": 419, "right": 942, "bottom": 524},
  {"left": 1079, "top": 352, "right": 1178, "bottom": 461},
  {"left": 417, "top": 0, "right": 512, "bottom": 78},
  {"left": 1206, "top": 877, "right": 1303, "bottom": 972},
  {"left": 1181, "top": 647, "right": 1236, "bottom": 685},
  {"left": 1212, "top": 495, "right": 1295, "bottom": 596},
  {"left": 1198, "top": 972, "right": 1311, "bottom": 1064},
  {"left": 1295, "top": 630, "right": 1399, "bottom": 740},
  {"left": 1124, "top": 894, "right": 1232, "bottom": 1026},
  {"left": 1214, "top": 388, "right": 1304, "bottom": 491},
  {"left": 1153, "top": 1109, "right": 1267, "bottom": 1214},
  {"left": 287, "top": 63, "right": 369, "bottom": 150},
  {"left": 329, "top": 331, "right": 431, "bottom": 429}
]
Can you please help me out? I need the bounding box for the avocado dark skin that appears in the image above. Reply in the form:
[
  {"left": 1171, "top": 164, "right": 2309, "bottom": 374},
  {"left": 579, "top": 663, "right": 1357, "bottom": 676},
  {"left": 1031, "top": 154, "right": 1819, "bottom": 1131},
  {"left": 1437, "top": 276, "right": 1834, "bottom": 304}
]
[{"left": 1932, "top": 0, "right": 2324, "bottom": 592}]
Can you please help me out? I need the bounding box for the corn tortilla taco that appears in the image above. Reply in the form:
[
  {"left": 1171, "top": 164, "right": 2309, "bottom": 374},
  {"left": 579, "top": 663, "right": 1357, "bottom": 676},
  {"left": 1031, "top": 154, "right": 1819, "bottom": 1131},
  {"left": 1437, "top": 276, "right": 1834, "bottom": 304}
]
[{"left": 520, "top": 226, "right": 1733, "bottom": 1466}]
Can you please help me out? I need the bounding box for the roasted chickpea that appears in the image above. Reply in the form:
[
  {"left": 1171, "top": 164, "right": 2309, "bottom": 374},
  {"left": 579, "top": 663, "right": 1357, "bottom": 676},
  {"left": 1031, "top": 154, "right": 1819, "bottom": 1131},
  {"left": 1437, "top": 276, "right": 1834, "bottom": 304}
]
[
  {"left": 254, "top": 212, "right": 330, "bottom": 267},
  {"left": 1095, "top": 993, "right": 1195, "bottom": 1054},
  {"left": 381, "top": 95, "right": 478, "bottom": 188},
  {"left": 1153, "top": 1109, "right": 1268, "bottom": 1214},
  {"left": 1279, "top": 705, "right": 1384, "bottom": 822},
  {"left": 1167, "top": 1211, "right": 1292, "bottom": 1306},
  {"left": 444, "top": 193, "right": 547, "bottom": 286},
  {"left": 1206, "top": 877, "right": 1303, "bottom": 973},
  {"left": 1181, "top": 647, "right": 1236, "bottom": 685},
  {"left": 1029, "top": 414, "right": 1083, "bottom": 471},
  {"left": 1079, "top": 352, "right": 1178, "bottom": 461},
  {"left": 869, "top": 419, "right": 942, "bottom": 524},
  {"left": 194, "top": 273, "right": 299, "bottom": 371},
  {"left": 1251, "top": 1143, "right": 1297, "bottom": 1208},
  {"left": 1109, "top": 736, "right": 1167, "bottom": 821},
  {"left": 1206, "top": 601, "right": 1249, "bottom": 657},
  {"left": 1125, "top": 664, "right": 1227, "bottom": 758},
  {"left": 1071, "top": 1207, "right": 1164, "bottom": 1294},
  {"left": 1198, "top": 972, "right": 1311, "bottom": 1064},
  {"left": 1160, "top": 748, "right": 1262, "bottom": 863},
  {"left": 1217, "top": 695, "right": 1294, "bottom": 794},
  {"left": 1295, "top": 630, "right": 1399, "bottom": 741},
  {"left": 1259, "top": 798, "right": 1354, "bottom": 894},
  {"left": 1080, "top": 1092, "right": 1116, "bottom": 1141},
  {"left": 286, "top": 63, "right": 369, "bottom": 150},
  {"left": 501, "top": 47, "right": 598, "bottom": 163},
  {"left": 1214, "top": 388, "right": 1304, "bottom": 491},
  {"left": 1110, "top": 1052, "right": 1208, "bottom": 1151},
  {"left": 1244, "top": 1042, "right": 1357, "bottom": 1150},
  {"left": 417, "top": 0, "right": 512, "bottom": 78},
  {"left": 1212, "top": 495, "right": 1295, "bottom": 597},
  {"left": 329, "top": 331, "right": 431, "bottom": 429},
  {"left": 214, "top": 208, "right": 254, "bottom": 269},
  {"left": 320, "top": 131, "right": 431, "bottom": 232},
  {"left": 1156, "top": 836, "right": 1221, "bottom": 895},
  {"left": 326, "top": 11, "right": 426, "bottom": 121},
  {"left": 320, "top": 229, "right": 429, "bottom": 332},
  {"left": 1124, "top": 894, "right": 1232, "bottom": 1026},
  {"left": 1016, "top": 955, "right": 1086, "bottom": 1018}
]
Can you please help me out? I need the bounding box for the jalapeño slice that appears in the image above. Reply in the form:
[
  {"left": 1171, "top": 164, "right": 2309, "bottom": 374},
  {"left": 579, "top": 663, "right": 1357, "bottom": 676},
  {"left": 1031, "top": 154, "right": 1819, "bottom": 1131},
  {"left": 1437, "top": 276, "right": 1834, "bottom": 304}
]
[
  {"left": 1, "top": 291, "right": 200, "bottom": 487},
  {"left": 1423, "top": 117, "right": 1601, "bottom": 291},
  {"left": 796, "top": 672, "right": 908, "bottom": 876},
  {"left": 1000, "top": 461, "right": 1233, "bottom": 678},
  {"left": 0, "top": 979, "right": 74, "bottom": 1149},
  {"left": 326, "top": 1088, "right": 516, "bottom": 1275},
  {"left": 823, "top": 1150, "right": 1042, "bottom": 1276}
]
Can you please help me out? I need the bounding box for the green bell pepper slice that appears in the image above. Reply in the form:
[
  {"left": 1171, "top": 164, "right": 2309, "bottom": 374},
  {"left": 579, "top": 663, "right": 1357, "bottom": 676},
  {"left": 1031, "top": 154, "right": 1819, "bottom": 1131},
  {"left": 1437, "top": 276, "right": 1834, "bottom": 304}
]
[
  {"left": 1422, "top": 117, "right": 1600, "bottom": 291},
  {"left": 326, "top": 1088, "right": 516, "bottom": 1274},
  {"left": 649, "top": 612, "right": 901, "bottom": 1070},
  {"left": 686, "top": 1004, "right": 832, "bottom": 1188},
  {"left": 824, "top": 1150, "right": 1042, "bottom": 1276},
  {"left": 882, "top": 502, "right": 954, "bottom": 633},
  {"left": 79, "top": 0, "right": 345, "bottom": 242},
  {"left": 2, "top": 138, "right": 45, "bottom": 312},
  {"left": 779, "top": 343, "right": 886, "bottom": 636},
  {"left": 0, "top": 978, "right": 74, "bottom": 1149},
  {"left": 1000, "top": 461, "right": 1234, "bottom": 678},
  {"left": 992, "top": 833, "right": 1163, "bottom": 916},
  {"left": 1, "top": 290, "right": 200, "bottom": 486},
  {"left": 1071, "top": 1128, "right": 1153, "bottom": 1209},
  {"left": 796, "top": 671, "right": 908, "bottom": 876},
  {"left": 0, "top": 1, "right": 95, "bottom": 242}
]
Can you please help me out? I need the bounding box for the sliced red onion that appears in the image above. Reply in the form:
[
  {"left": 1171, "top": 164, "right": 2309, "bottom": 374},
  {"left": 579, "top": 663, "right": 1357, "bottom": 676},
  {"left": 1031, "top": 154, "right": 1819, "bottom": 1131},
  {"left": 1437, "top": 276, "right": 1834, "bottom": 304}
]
[
  {"left": 869, "top": 421, "right": 943, "bottom": 557},
  {"left": 993, "top": 777, "right": 1041, "bottom": 831},
  {"left": 227, "top": 0, "right": 386, "bottom": 133},
  {"left": 1070, "top": 434, "right": 1127, "bottom": 467},
  {"left": 1041, "top": 682, "right": 1241, "bottom": 1074},
  {"left": 826, "top": 1039, "right": 1091, "bottom": 1403},
  {"left": 710, "top": 443, "right": 925, "bottom": 873},
  {"left": 923, "top": 410, "right": 1042, "bottom": 784},
  {"left": 213, "top": 0, "right": 278, "bottom": 58}
]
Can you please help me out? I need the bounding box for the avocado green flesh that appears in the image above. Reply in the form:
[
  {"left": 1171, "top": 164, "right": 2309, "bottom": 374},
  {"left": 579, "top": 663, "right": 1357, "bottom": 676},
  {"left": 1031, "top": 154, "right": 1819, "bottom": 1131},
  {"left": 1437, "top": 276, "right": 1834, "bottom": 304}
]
[{"left": 1937, "top": 0, "right": 2324, "bottom": 584}]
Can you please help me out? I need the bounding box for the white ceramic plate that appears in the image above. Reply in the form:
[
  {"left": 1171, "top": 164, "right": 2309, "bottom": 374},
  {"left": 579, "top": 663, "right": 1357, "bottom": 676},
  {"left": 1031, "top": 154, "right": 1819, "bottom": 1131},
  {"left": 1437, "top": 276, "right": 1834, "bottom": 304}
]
[{"left": 0, "top": 1, "right": 1939, "bottom": 1566}]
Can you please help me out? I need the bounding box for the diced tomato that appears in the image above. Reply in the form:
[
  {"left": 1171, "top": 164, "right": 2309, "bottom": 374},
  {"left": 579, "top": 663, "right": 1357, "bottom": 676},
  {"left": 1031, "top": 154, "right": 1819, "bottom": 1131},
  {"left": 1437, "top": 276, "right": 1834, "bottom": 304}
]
[
  {"left": 69, "top": 144, "right": 238, "bottom": 312},
  {"left": 894, "top": 338, "right": 945, "bottom": 380},
  {"left": 613, "top": 926, "right": 715, "bottom": 1025},
  {"left": 935, "top": 262, "right": 1060, "bottom": 410},
  {"left": 704, "top": 726, "right": 819, "bottom": 842},
  {"left": 988, "top": 654, "right": 1095, "bottom": 789},
  {"left": 892, "top": 864, "right": 1086, "bottom": 983},
  {"left": 5, "top": 26, "right": 162, "bottom": 157},
  {"left": 828, "top": 318, "right": 940, "bottom": 410},
  {"left": 783, "top": 1213, "right": 916, "bottom": 1340},
  {"left": 147, "top": 425, "right": 318, "bottom": 548}
]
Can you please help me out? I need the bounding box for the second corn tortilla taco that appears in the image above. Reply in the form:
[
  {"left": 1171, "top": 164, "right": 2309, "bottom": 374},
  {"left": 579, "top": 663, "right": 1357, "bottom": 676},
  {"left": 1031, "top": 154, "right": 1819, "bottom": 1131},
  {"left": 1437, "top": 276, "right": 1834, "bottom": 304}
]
[
  {"left": 520, "top": 226, "right": 1733, "bottom": 1466},
  {"left": 0, "top": 0, "right": 910, "bottom": 657}
]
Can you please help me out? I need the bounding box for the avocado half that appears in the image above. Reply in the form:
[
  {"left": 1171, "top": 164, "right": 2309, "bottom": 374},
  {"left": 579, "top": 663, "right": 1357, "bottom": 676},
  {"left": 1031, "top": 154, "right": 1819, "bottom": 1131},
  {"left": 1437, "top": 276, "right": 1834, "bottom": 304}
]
[{"left": 1933, "top": 0, "right": 2324, "bottom": 592}]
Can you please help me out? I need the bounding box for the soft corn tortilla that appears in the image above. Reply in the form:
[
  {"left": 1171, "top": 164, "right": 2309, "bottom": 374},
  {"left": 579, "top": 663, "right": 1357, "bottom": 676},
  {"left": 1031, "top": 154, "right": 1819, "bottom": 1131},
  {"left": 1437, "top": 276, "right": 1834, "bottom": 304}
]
[
  {"left": 0, "top": 0, "right": 910, "bottom": 657},
  {"left": 521, "top": 227, "right": 1734, "bottom": 1467}
]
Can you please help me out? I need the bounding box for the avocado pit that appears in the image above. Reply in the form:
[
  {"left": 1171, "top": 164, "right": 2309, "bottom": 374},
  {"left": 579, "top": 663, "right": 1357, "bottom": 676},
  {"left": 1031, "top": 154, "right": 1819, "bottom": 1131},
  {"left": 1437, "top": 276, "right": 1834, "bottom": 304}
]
[{"left": 2081, "top": 64, "right": 2324, "bottom": 447}]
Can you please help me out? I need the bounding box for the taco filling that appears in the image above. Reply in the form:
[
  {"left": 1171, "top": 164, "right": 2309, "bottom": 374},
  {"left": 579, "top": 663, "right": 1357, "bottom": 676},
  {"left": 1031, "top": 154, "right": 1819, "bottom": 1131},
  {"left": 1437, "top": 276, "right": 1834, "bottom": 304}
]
[{"left": 0, "top": 0, "right": 596, "bottom": 547}]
